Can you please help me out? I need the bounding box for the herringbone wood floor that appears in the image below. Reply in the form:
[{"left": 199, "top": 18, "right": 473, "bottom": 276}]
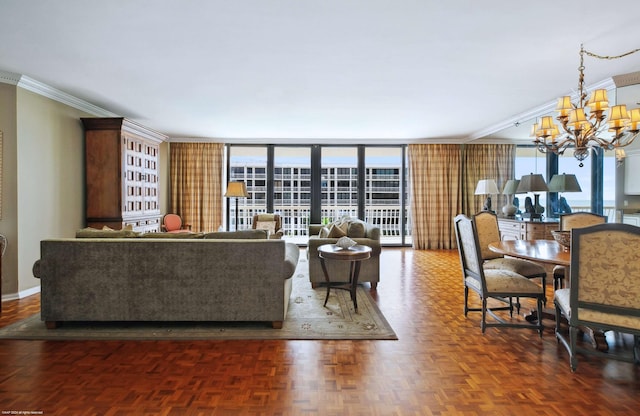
[{"left": 1, "top": 248, "right": 639, "bottom": 415}]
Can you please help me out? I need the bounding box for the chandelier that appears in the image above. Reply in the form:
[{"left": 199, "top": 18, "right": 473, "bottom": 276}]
[{"left": 531, "top": 44, "right": 640, "bottom": 166}]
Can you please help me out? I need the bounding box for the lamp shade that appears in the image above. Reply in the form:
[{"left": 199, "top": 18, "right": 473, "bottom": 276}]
[
  {"left": 502, "top": 179, "right": 521, "bottom": 195},
  {"left": 516, "top": 174, "right": 548, "bottom": 193},
  {"left": 474, "top": 179, "right": 499, "bottom": 195},
  {"left": 224, "top": 181, "right": 249, "bottom": 198},
  {"left": 547, "top": 174, "right": 582, "bottom": 193}
]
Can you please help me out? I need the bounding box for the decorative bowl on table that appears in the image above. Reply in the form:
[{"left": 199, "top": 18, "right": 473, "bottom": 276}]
[
  {"left": 551, "top": 230, "right": 571, "bottom": 251},
  {"left": 336, "top": 236, "right": 357, "bottom": 249}
]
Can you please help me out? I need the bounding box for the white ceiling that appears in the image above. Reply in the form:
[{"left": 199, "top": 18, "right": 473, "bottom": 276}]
[{"left": 2, "top": 0, "right": 640, "bottom": 144}]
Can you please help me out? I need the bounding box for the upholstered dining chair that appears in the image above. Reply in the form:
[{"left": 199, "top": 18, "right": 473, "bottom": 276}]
[
  {"left": 454, "top": 214, "right": 545, "bottom": 335},
  {"left": 554, "top": 223, "right": 640, "bottom": 371},
  {"left": 252, "top": 213, "right": 284, "bottom": 239},
  {"left": 552, "top": 212, "right": 607, "bottom": 291},
  {"left": 474, "top": 211, "right": 548, "bottom": 309},
  {"left": 161, "top": 214, "right": 192, "bottom": 233}
]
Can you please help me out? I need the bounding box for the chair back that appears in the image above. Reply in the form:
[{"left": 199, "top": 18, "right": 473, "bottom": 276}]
[
  {"left": 253, "top": 214, "right": 281, "bottom": 230},
  {"left": 473, "top": 211, "right": 502, "bottom": 260},
  {"left": 454, "top": 214, "right": 485, "bottom": 291},
  {"left": 569, "top": 223, "right": 640, "bottom": 332},
  {"left": 163, "top": 214, "right": 183, "bottom": 232},
  {"left": 560, "top": 212, "right": 606, "bottom": 231}
]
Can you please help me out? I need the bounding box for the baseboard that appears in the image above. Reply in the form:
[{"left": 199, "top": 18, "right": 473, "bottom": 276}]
[{"left": 2, "top": 285, "right": 40, "bottom": 302}]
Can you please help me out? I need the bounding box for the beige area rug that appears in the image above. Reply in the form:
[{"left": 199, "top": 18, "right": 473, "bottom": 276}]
[{"left": 0, "top": 258, "right": 397, "bottom": 341}]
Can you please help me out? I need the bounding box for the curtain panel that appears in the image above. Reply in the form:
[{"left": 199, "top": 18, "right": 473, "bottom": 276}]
[
  {"left": 170, "top": 142, "right": 224, "bottom": 233},
  {"left": 461, "top": 144, "right": 515, "bottom": 216},
  {"left": 408, "top": 144, "right": 462, "bottom": 250},
  {"left": 408, "top": 143, "right": 515, "bottom": 250}
]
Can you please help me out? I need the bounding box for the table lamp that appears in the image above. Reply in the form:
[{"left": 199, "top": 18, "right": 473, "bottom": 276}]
[
  {"left": 501, "top": 179, "right": 521, "bottom": 218},
  {"left": 475, "top": 179, "right": 499, "bottom": 213},
  {"left": 548, "top": 173, "right": 582, "bottom": 214},
  {"left": 224, "top": 181, "right": 249, "bottom": 231},
  {"left": 516, "top": 173, "right": 548, "bottom": 220}
]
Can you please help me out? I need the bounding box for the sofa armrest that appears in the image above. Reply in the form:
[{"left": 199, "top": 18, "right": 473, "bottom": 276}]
[
  {"left": 309, "top": 224, "right": 325, "bottom": 236},
  {"left": 366, "top": 224, "right": 381, "bottom": 240},
  {"left": 283, "top": 242, "right": 300, "bottom": 279}
]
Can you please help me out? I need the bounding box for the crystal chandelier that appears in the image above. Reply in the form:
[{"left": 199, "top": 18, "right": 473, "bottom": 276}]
[{"left": 531, "top": 44, "right": 640, "bottom": 166}]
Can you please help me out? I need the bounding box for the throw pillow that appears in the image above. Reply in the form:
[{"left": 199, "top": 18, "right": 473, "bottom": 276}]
[
  {"left": 76, "top": 227, "right": 140, "bottom": 238},
  {"left": 347, "top": 220, "right": 366, "bottom": 238},
  {"left": 327, "top": 223, "right": 347, "bottom": 238},
  {"left": 255, "top": 221, "right": 276, "bottom": 235},
  {"left": 318, "top": 226, "right": 330, "bottom": 238}
]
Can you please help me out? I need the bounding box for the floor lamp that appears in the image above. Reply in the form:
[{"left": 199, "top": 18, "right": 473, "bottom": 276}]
[{"left": 224, "top": 181, "right": 249, "bottom": 231}]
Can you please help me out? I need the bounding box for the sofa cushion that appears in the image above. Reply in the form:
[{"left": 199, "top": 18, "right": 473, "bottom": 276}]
[{"left": 203, "top": 229, "right": 268, "bottom": 239}]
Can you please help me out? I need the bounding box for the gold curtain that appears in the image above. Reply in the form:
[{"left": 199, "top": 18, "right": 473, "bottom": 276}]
[
  {"left": 408, "top": 144, "right": 462, "bottom": 250},
  {"left": 170, "top": 142, "right": 224, "bottom": 233},
  {"left": 461, "top": 144, "right": 515, "bottom": 216}
]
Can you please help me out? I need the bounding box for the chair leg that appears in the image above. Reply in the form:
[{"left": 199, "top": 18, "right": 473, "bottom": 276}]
[
  {"left": 481, "top": 298, "right": 487, "bottom": 333},
  {"left": 554, "top": 303, "right": 562, "bottom": 343},
  {"left": 569, "top": 325, "right": 579, "bottom": 372},
  {"left": 464, "top": 286, "right": 469, "bottom": 316},
  {"left": 537, "top": 297, "right": 544, "bottom": 337}
]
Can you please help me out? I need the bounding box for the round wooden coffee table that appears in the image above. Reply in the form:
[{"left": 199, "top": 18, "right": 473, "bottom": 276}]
[{"left": 317, "top": 244, "right": 372, "bottom": 312}]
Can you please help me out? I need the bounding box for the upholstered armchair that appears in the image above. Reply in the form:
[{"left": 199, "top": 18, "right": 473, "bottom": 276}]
[
  {"left": 554, "top": 223, "right": 640, "bottom": 371},
  {"left": 307, "top": 218, "right": 381, "bottom": 290},
  {"left": 552, "top": 212, "right": 606, "bottom": 290},
  {"left": 474, "top": 211, "right": 548, "bottom": 307},
  {"left": 252, "top": 213, "right": 284, "bottom": 239},
  {"left": 454, "top": 214, "right": 545, "bottom": 335},
  {"left": 161, "top": 214, "right": 191, "bottom": 233}
]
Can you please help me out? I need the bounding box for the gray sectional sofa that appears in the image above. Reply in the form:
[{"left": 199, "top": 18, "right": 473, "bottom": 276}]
[{"left": 33, "top": 233, "right": 300, "bottom": 329}]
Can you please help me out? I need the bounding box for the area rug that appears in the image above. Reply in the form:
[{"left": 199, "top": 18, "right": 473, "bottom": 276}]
[{"left": 0, "top": 258, "right": 397, "bottom": 341}]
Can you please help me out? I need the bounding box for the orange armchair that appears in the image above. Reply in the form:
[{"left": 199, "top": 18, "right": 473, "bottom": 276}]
[{"left": 161, "top": 214, "right": 192, "bottom": 233}]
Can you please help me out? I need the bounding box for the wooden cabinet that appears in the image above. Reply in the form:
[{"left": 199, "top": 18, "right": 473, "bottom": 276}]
[
  {"left": 497, "top": 218, "right": 559, "bottom": 240},
  {"left": 82, "top": 118, "right": 167, "bottom": 233},
  {"left": 622, "top": 213, "right": 640, "bottom": 226}
]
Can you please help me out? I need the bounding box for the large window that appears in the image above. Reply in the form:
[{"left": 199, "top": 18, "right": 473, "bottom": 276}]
[
  {"left": 514, "top": 147, "right": 548, "bottom": 215},
  {"left": 515, "top": 146, "right": 616, "bottom": 222},
  {"left": 227, "top": 144, "right": 410, "bottom": 245},
  {"left": 274, "top": 147, "right": 311, "bottom": 240},
  {"left": 227, "top": 147, "right": 267, "bottom": 231}
]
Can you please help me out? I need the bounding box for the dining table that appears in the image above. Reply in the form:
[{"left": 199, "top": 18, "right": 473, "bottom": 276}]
[{"left": 488, "top": 239, "right": 608, "bottom": 351}]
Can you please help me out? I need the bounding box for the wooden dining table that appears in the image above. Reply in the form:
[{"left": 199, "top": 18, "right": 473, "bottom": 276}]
[
  {"left": 488, "top": 239, "right": 569, "bottom": 268},
  {"left": 488, "top": 239, "right": 608, "bottom": 351}
]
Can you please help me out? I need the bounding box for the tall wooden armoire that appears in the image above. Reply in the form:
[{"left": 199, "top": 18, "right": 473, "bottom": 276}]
[{"left": 82, "top": 117, "right": 167, "bottom": 232}]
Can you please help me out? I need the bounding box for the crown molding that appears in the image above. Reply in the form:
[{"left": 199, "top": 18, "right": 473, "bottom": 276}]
[
  {"left": 467, "top": 77, "right": 616, "bottom": 141},
  {"left": 0, "top": 70, "right": 117, "bottom": 117}
]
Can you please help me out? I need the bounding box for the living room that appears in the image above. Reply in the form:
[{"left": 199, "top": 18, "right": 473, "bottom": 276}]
[{"left": 1, "top": 2, "right": 640, "bottom": 414}]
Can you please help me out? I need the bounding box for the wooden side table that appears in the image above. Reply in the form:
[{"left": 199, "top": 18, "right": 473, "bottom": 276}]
[{"left": 317, "top": 244, "right": 372, "bottom": 312}]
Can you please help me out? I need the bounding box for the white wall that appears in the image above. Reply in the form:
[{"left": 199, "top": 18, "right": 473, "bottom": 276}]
[{"left": 13, "top": 89, "right": 90, "bottom": 297}]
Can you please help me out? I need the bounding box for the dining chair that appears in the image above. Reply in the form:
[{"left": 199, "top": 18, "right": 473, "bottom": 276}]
[
  {"left": 454, "top": 214, "right": 545, "bottom": 335},
  {"left": 554, "top": 223, "right": 640, "bottom": 371},
  {"left": 474, "top": 211, "right": 548, "bottom": 309},
  {"left": 552, "top": 212, "right": 606, "bottom": 291}
]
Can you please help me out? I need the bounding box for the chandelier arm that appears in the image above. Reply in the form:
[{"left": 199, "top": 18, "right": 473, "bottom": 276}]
[{"left": 583, "top": 48, "right": 640, "bottom": 61}]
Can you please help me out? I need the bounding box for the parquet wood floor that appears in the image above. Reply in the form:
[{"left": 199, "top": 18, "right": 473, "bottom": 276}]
[{"left": 1, "top": 248, "right": 639, "bottom": 415}]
